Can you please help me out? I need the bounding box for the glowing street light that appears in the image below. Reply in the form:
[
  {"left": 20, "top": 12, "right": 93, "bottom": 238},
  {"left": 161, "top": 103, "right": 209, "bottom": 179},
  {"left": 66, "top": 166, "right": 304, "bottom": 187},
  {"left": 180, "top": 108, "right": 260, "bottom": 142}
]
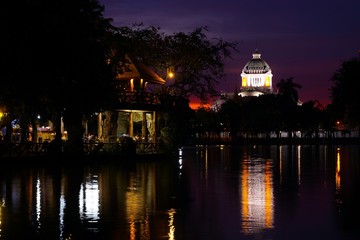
[{"left": 166, "top": 67, "right": 174, "bottom": 79}]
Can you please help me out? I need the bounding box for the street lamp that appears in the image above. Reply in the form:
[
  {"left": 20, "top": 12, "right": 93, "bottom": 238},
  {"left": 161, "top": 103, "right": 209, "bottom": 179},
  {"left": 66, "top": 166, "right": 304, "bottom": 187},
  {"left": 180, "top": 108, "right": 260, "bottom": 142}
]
[{"left": 166, "top": 67, "right": 174, "bottom": 79}]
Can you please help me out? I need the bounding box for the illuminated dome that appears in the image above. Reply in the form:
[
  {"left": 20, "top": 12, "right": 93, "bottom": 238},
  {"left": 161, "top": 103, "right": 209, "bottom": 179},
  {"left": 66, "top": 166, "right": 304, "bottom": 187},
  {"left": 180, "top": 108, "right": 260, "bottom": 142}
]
[
  {"left": 242, "top": 50, "right": 271, "bottom": 74},
  {"left": 240, "top": 49, "right": 273, "bottom": 97}
]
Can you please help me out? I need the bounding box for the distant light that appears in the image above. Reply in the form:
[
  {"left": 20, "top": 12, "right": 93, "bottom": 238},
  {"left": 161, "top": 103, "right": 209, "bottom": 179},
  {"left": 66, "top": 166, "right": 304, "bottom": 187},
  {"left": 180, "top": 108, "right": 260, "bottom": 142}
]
[
  {"left": 167, "top": 67, "right": 175, "bottom": 78},
  {"left": 37, "top": 114, "right": 41, "bottom": 119}
]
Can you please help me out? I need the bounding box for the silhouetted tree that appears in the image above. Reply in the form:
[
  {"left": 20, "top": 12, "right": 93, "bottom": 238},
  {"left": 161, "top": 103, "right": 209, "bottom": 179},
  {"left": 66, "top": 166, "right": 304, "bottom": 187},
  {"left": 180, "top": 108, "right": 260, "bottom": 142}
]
[
  {"left": 276, "top": 77, "right": 302, "bottom": 139},
  {"left": 330, "top": 55, "right": 360, "bottom": 128},
  {"left": 114, "top": 25, "right": 239, "bottom": 103},
  {"left": 1, "top": 0, "right": 115, "bottom": 153},
  {"left": 219, "top": 96, "right": 243, "bottom": 142},
  {"left": 276, "top": 77, "right": 302, "bottom": 105},
  {"left": 299, "top": 100, "right": 324, "bottom": 139},
  {"left": 0, "top": 1, "right": 53, "bottom": 143},
  {"left": 168, "top": 96, "right": 195, "bottom": 147}
]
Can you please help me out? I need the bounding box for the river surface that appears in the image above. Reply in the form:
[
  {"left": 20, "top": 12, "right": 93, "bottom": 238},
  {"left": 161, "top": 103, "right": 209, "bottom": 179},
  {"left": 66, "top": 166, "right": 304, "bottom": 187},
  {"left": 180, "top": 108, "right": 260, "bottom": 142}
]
[{"left": 0, "top": 144, "right": 359, "bottom": 239}]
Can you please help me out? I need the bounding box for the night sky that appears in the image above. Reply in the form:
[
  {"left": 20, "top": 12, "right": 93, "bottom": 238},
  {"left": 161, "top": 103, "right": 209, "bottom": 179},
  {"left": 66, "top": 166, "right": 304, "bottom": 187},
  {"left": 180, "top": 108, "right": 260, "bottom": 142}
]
[{"left": 100, "top": 0, "right": 360, "bottom": 106}]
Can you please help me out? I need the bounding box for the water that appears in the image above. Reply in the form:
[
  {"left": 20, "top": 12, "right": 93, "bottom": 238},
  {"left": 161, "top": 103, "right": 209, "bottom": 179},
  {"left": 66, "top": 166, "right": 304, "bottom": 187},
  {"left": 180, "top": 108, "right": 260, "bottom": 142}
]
[{"left": 0, "top": 144, "right": 359, "bottom": 239}]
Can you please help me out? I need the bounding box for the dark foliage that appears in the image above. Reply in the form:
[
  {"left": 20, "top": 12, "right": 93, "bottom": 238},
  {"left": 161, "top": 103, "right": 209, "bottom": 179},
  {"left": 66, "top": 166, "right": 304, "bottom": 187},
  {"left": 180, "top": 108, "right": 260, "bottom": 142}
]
[{"left": 330, "top": 56, "right": 360, "bottom": 128}]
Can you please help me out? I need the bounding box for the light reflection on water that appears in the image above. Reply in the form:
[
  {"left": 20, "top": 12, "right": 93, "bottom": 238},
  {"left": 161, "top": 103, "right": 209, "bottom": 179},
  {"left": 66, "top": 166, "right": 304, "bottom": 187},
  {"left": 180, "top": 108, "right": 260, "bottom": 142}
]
[
  {"left": 79, "top": 174, "right": 100, "bottom": 222},
  {"left": 0, "top": 145, "right": 359, "bottom": 239},
  {"left": 240, "top": 156, "right": 274, "bottom": 234},
  {"left": 168, "top": 208, "right": 176, "bottom": 240}
]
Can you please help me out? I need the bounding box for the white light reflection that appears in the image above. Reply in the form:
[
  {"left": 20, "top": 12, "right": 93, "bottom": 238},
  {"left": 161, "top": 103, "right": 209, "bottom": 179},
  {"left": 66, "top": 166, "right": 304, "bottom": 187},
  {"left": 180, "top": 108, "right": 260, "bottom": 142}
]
[
  {"left": 36, "top": 177, "right": 41, "bottom": 230},
  {"left": 195, "top": 145, "right": 209, "bottom": 182},
  {"left": 0, "top": 198, "right": 4, "bottom": 238},
  {"left": 279, "top": 145, "right": 283, "bottom": 184},
  {"left": 59, "top": 195, "right": 65, "bottom": 239},
  {"left": 79, "top": 174, "right": 100, "bottom": 221},
  {"left": 59, "top": 175, "right": 66, "bottom": 240},
  {"left": 297, "top": 145, "right": 301, "bottom": 186},
  {"left": 178, "top": 148, "right": 183, "bottom": 177},
  {"left": 205, "top": 146, "right": 208, "bottom": 181},
  {"left": 240, "top": 158, "right": 274, "bottom": 234}
]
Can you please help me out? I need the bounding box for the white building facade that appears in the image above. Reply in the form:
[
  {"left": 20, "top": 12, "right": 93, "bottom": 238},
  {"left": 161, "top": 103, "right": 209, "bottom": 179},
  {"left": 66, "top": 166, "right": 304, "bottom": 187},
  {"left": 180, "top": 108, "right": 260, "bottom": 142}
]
[{"left": 240, "top": 50, "right": 273, "bottom": 97}]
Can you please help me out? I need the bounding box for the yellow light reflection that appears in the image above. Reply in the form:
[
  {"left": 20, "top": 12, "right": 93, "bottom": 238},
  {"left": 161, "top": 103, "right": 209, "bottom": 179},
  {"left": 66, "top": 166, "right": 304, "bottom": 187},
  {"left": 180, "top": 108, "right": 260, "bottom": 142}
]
[
  {"left": 264, "top": 161, "right": 273, "bottom": 228},
  {"left": 126, "top": 173, "right": 151, "bottom": 240},
  {"left": 240, "top": 158, "right": 274, "bottom": 233},
  {"left": 168, "top": 208, "right": 176, "bottom": 240},
  {"left": 241, "top": 164, "right": 249, "bottom": 231},
  {"left": 336, "top": 147, "right": 341, "bottom": 194}
]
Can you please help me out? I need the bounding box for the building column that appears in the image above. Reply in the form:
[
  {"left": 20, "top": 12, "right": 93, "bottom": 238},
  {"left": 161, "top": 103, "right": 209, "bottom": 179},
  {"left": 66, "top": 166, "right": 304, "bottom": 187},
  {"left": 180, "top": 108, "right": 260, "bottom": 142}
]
[
  {"left": 129, "top": 112, "right": 133, "bottom": 137},
  {"left": 98, "top": 113, "right": 102, "bottom": 139},
  {"left": 152, "top": 111, "right": 157, "bottom": 142},
  {"left": 142, "top": 112, "right": 147, "bottom": 141}
]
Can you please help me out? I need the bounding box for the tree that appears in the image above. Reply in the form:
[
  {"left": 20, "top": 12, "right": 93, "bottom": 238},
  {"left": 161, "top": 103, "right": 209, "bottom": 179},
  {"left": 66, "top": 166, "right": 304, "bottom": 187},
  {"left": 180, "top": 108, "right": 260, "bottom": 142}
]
[
  {"left": 276, "top": 77, "right": 302, "bottom": 138},
  {"left": 113, "top": 25, "right": 239, "bottom": 103},
  {"left": 330, "top": 55, "right": 360, "bottom": 128},
  {"left": 276, "top": 77, "right": 302, "bottom": 105},
  {"left": 0, "top": 1, "right": 52, "bottom": 143},
  {"left": 0, "top": 0, "right": 116, "bottom": 153},
  {"left": 219, "top": 96, "right": 243, "bottom": 142},
  {"left": 298, "top": 100, "right": 324, "bottom": 138}
]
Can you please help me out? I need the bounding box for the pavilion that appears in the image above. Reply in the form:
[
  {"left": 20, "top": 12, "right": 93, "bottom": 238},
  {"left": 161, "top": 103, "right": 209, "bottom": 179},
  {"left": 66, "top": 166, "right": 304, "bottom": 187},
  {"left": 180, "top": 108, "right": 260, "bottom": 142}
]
[{"left": 95, "top": 55, "right": 167, "bottom": 151}]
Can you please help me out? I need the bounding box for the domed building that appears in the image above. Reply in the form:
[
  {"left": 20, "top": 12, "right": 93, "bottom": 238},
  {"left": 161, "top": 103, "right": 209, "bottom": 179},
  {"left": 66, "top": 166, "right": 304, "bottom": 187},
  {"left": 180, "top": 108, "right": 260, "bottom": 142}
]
[
  {"left": 239, "top": 49, "right": 273, "bottom": 97},
  {"left": 210, "top": 49, "right": 274, "bottom": 111}
]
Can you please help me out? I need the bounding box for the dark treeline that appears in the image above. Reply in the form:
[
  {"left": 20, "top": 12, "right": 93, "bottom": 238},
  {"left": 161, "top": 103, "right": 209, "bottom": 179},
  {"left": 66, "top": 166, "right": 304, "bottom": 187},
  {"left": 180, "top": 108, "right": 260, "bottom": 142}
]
[
  {"left": 0, "top": 1, "right": 359, "bottom": 154},
  {"left": 190, "top": 58, "right": 360, "bottom": 144}
]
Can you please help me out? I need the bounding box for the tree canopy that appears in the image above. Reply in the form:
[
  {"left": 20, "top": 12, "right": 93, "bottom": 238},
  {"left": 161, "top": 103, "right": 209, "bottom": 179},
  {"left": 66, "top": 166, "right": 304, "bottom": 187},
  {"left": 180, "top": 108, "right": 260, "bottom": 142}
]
[
  {"left": 330, "top": 55, "right": 360, "bottom": 128},
  {"left": 112, "top": 24, "right": 239, "bottom": 102},
  {"left": 276, "top": 77, "right": 302, "bottom": 106},
  {"left": 1, "top": 0, "right": 115, "bottom": 149}
]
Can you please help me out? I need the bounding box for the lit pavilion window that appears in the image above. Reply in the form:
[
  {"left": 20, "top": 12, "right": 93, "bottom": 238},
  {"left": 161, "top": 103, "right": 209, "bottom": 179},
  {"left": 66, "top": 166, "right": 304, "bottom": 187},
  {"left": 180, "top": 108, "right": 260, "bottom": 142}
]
[
  {"left": 265, "top": 77, "right": 270, "bottom": 87},
  {"left": 242, "top": 77, "right": 247, "bottom": 87}
]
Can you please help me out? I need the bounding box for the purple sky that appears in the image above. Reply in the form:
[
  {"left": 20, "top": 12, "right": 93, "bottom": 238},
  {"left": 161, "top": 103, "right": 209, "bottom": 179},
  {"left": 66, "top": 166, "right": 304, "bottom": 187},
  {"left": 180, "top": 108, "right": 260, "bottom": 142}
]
[{"left": 100, "top": 0, "right": 360, "bottom": 106}]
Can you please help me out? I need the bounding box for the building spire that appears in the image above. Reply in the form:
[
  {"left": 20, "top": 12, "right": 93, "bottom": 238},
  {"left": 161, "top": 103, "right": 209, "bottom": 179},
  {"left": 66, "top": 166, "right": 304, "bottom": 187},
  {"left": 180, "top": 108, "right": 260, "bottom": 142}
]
[{"left": 252, "top": 49, "right": 261, "bottom": 59}]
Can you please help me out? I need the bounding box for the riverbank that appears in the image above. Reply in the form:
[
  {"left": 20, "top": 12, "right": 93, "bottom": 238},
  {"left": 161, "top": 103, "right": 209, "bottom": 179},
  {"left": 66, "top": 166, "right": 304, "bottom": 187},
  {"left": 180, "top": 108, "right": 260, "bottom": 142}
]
[
  {"left": 0, "top": 151, "right": 177, "bottom": 166},
  {"left": 193, "top": 137, "right": 360, "bottom": 146},
  {"left": 1, "top": 137, "right": 359, "bottom": 165}
]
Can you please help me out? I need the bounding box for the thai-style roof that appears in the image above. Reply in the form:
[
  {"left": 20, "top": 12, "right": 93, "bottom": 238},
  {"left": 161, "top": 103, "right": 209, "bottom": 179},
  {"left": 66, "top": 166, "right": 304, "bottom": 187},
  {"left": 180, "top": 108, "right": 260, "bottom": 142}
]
[{"left": 116, "top": 55, "right": 165, "bottom": 85}]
